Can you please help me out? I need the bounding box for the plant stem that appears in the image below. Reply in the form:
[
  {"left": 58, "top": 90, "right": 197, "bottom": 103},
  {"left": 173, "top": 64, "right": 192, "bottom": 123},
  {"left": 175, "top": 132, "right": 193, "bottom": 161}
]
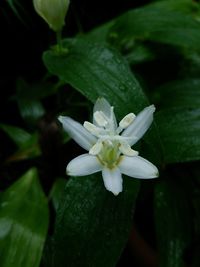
[{"left": 56, "top": 30, "right": 62, "bottom": 53}]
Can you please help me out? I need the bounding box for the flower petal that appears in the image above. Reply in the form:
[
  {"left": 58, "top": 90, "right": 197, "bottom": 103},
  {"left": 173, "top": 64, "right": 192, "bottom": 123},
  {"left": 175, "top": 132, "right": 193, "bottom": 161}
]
[
  {"left": 93, "top": 97, "right": 112, "bottom": 119},
  {"left": 122, "top": 105, "right": 155, "bottom": 146},
  {"left": 102, "top": 167, "right": 122, "bottom": 196},
  {"left": 93, "top": 98, "right": 117, "bottom": 129},
  {"left": 67, "top": 154, "right": 102, "bottom": 176},
  {"left": 58, "top": 116, "right": 97, "bottom": 151},
  {"left": 119, "top": 155, "right": 159, "bottom": 179}
]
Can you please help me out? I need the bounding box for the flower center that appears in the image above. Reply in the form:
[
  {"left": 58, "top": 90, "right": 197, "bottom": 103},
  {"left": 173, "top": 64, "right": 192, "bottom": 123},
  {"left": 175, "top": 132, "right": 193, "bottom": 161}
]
[
  {"left": 83, "top": 108, "right": 139, "bottom": 169},
  {"left": 97, "top": 140, "right": 121, "bottom": 169}
]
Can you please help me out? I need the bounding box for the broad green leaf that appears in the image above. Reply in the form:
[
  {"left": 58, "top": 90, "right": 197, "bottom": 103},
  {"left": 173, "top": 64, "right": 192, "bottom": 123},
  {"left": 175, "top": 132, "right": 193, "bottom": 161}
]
[
  {"left": 155, "top": 80, "right": 200, "bottom": 163},
  {"left": 49, "top": 178, "right": 66, "bottom": 211},
  {"left": 43, "top": 38, "right": 163, "bottom": 163},
  {"left": 154, "top": 180, "right": 191, "bottom": 267},
  {"left": 124, "top": 44, "right": 155, "bottom": 65},
  {"left": 181, "top": 167, "right": 200, "bottom": 267},
  {"left": 84, "top": 0, "right": 200, "bottom": 46},
  {"left": 156, "top": 107, "right": 200, "bottom": 163},
  {"left": 109, "top": 1, "right": 200, "bottom": 50},
  {"left": 155, "top": 79, "right": 200, "bottom": 109},
  {"left": 43, "top": 38, "right": 148, "bottom": 117},
  {"left": 147, "top": 0, "right": 200, "bottom": 15},
  {"left": 0, "top": 168, "right": 49, "bottom": 267},
  {"left": 51, "top": 174, "right": 140, "bottom": 267},
  {"left": 182, "top": 51, "right": 200, "bottom": 78},
  {"left": 84, "top": 20, "right": 115, "bottom": 43}
]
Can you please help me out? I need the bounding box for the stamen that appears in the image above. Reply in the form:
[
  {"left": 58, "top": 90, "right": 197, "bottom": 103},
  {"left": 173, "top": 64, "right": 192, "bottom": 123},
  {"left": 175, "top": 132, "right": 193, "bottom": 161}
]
[
  {"left": 110, "top": 106, "right": 116, "bottom": 132},
  {"left": 94, "top": 111, "right": 108, "bottom": 127},
  {"left": 119, "top": 113, "right": 135, "bottom": 129},
  {"left": 113, "top": 135, "right": 137, "bottom": 142},
  {"left": 104, "top": 140, "right": 113, "bottom": 147},
  {"left": 89, "top": 142, "right": 103, "bottom": 155},
  {"left": 83, "top": 121, "right": 102, "bottom": 136},
  {"left": 119, "top": 142, "right": 138, "bottom": 156}
]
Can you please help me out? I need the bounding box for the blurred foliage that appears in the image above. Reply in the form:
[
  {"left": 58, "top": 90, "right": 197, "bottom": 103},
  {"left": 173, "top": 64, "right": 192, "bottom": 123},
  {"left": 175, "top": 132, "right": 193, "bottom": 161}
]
[
  {"left": 0, "top": 168, "right": 49, "bottom": 267},
  {"left": 1, "top": 0, "right": 200, "bottom": 267}
]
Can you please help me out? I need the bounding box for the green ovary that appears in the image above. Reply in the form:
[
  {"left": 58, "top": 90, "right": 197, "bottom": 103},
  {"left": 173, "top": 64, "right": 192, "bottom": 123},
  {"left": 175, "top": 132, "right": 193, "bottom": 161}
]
[{"left": 97, "top": 141, "right": 121, "bottom": 169}]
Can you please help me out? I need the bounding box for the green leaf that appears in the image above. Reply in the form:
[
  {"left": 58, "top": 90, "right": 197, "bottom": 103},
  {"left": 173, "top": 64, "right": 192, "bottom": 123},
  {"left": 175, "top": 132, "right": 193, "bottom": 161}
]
[
  {"left": 83, "top": 20, "right": 115, "bottom": 43},
  {"left": 154, "top": 180, "right": 191, "bottom": 267},
  {"left": 155, "top": 79, "right": 200, "bottom": 109},
  {"left": 155, "top": 79, "right": 200, "bottom": 163},
  {"left": 109, "top": 1, "right": 200, "bottom": 50},
  {"left": 124, "top": 44, "right": 155, "bottom": 65},
  {"left": 43, "top": 38, "right": 148, "bottom": 117},
  {"left": 51, "top": 174, "right": 140, "bottom": 267},
  {"left": 0, "top": 168, "right": 49, "bottom": 267},
  {"left": 84, "top": 0, "right": 200, "bottom": 47},
  {"left": 145, "top": 0, "right": 200, "bottom": 15},
  {"left": 156, "top": 107, "right": 200, "bottom": 163},
  {"left": 191, "top": 174, "right": 200, "bottom": 267},
  {"left": 49, "top": 178, "right": 66, "bottom": 211}
]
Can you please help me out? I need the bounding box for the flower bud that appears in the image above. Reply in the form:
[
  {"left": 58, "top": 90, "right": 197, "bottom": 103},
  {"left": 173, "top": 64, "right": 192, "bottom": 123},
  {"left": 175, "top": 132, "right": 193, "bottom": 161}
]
[{"left": 33, "top": 0, "right": 70, "bottom": 31}]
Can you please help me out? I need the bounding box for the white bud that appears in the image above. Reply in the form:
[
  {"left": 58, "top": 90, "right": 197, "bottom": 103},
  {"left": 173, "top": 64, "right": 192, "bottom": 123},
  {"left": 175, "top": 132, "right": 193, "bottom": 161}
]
[{"left": 33, "top": 0, "right": 70, "bottom": 31}]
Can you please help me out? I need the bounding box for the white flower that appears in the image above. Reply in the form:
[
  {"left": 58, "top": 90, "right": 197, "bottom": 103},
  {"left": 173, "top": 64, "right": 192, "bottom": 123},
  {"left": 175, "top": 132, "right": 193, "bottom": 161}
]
[{"left": 58, "top": 98, "right": 159, "bottom": 196}]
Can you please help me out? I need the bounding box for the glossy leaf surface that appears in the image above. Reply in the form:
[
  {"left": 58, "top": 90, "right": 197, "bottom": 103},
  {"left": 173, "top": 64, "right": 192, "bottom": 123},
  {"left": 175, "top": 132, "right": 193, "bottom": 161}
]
[
  {"left": 110, "top": 1, "right": 200, "bottom": 50},
  {"left": 0, "top": 168, "right": 49, "bottom": 267},
  {"left": 155, "top": 180, "right": 191, "bottom": 267},
  {"left": 156, "top": 107, "right": 200, "bottom": 163},
  {"left": 51, "top": 175, "right": 140, "bottom": 267},
  {"left": 43, "top": 38, "right": 148, "bottom": 117}
]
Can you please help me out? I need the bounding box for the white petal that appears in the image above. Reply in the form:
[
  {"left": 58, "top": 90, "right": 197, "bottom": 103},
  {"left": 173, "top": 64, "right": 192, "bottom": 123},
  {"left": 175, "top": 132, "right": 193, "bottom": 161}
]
[
  {"left": 119, "top": 155, "right": 159, "bottom": 179},
  {"left": 93, "top": 98, "right": 117, "bottom": 129},
  {"left": 58, "top": 116, "right": 97, "bottom": 151},
  {"left": 67, "top": 154, "right": 102, "bottom": 176},
  {"left": 102, "top": 167, "right": 123, "bottom": 196},
  {"left": 93, "top": 97, "right": 112, "bottom": 119},
  {"left": 122, "top": 105, "right": 155, "bottom": 146},
  {"left": 110, "top": 106, "right": 118, "bottom": 131}
]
